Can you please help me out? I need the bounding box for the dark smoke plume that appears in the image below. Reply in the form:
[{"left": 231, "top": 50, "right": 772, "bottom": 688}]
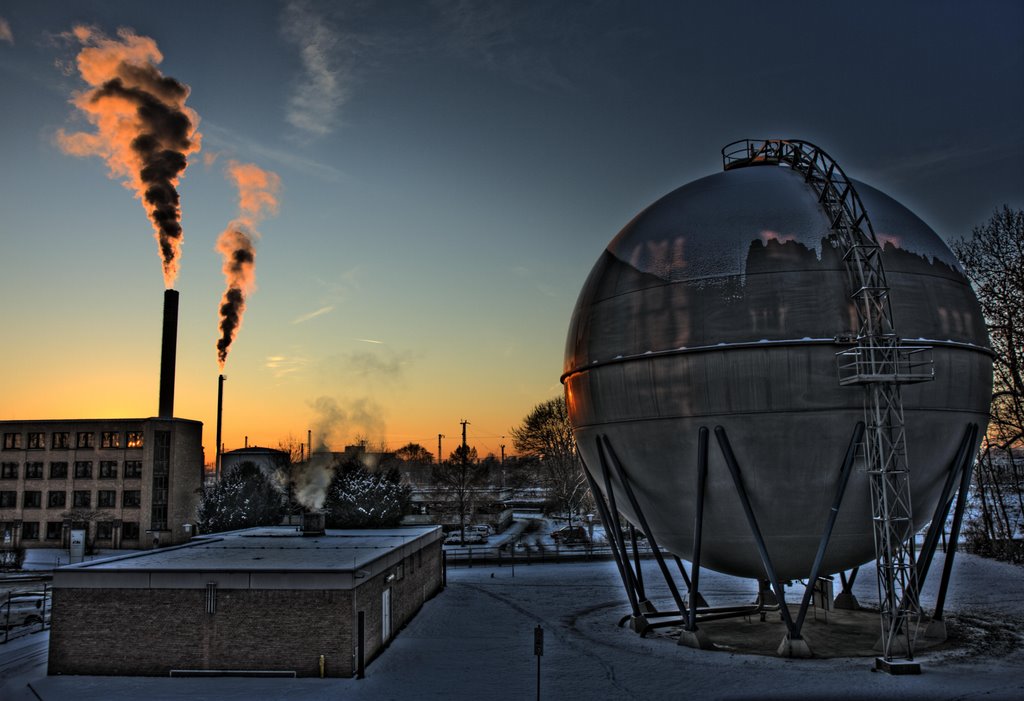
[
  {"left": 215, "top": 161, "right": 280, "bottom": 369},
  {"left": 57, "top": 26, "right": 201, "bottom": 288}
]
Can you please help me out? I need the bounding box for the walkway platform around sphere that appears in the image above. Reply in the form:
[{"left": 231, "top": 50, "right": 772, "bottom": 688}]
[{"left": 649, "top": 604, "right": 949, "bottom": 659}]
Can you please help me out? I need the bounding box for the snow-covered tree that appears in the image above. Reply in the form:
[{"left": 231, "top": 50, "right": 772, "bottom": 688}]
[
  {"left": 322, "top": 463, "right": 412, "bottom": 528},
  {"left": 196, "top": 461, "right": 285, "bottom": 534}
]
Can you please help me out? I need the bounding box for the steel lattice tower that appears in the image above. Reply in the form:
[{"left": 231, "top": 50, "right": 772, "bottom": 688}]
[{"left": 723, "top": 139, "right": 934, "bottom": 662}]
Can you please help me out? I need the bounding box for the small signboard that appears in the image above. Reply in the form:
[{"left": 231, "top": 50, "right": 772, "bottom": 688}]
[
  {"left": 69, "top": 529, "right": 86, "bottom": 564},
  {"left": 534, "top": 625, "right": 544, "bottom": 656}
]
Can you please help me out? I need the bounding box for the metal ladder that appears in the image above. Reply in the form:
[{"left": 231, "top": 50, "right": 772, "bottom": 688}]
[{"left": 723, "top": 139, "right": 934, "bottom": 662}]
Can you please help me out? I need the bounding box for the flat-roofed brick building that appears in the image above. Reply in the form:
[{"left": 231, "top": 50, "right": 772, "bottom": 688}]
[{"left": 48, "top": 524, "right": 443, "bottom": 677}]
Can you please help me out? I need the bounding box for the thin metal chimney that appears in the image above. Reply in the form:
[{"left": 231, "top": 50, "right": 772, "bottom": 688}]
[{"left": 158, "top": 289, "right": 179, "bottom": 418}]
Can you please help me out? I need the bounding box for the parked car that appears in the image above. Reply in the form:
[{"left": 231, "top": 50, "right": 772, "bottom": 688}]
[
  {"left": 551, "top": 526, "right": 590, "bottom": 545},
  {"left": 0, "top": 592, "right": 50, "bottom": 629}
]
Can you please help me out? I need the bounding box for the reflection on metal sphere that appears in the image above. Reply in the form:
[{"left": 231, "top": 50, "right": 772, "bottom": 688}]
[{"left": 562, "top": 165, "right": 992, "bottom": 580}]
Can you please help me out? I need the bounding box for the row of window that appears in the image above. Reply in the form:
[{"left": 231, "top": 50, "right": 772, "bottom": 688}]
[
  {"left": 0, "top": 460, "right": 144, "bottom": 480},
  {"left": 3, "top": 430, "right": 144, "bottom": 450},
  {"left": 18, "top": 521, "right": 141, "bottom": 541},
  {"left": 0, "top": 490, "right": 142, "bottom": 509}
]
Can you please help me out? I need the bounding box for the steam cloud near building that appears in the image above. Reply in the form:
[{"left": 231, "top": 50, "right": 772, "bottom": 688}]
[{"left": 290, "top": 396, "right": 388, "bottom": 510}]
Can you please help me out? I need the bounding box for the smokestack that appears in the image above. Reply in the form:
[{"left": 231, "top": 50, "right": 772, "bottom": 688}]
[
  {"left": 216, "top": 374, "right": 225, "bottom": 479},
  {"left": 158, "top": 289, "right": 179, "bottom": 418}
]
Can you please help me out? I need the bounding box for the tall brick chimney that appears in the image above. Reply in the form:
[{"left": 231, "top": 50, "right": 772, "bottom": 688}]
[{"left": 158, "top": 289, "right": 179, "bottom": 418}]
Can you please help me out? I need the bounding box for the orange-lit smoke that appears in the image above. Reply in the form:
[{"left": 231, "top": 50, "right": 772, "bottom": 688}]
[
  {"left": 216, "top": 161, "right": 281, "bottom": 370},
  {"left": 57, "top": 26, "right": 201, "bottom": 288}
]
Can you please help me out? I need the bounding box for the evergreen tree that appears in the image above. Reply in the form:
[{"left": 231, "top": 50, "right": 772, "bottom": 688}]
[
  {"left": 322, "top": 462, "right": 412, "bottom": 528},
  {"left": 196, "top": 461, "right": 285, "bottom": 533}
]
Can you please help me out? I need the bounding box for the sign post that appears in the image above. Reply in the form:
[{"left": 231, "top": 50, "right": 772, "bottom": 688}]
[{"left": 534, "top": 625, "right": 544, "bottom": 701}]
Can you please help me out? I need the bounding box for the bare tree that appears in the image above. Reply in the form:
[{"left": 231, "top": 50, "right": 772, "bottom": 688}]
[
  {"left": 276, "top": 433, "right": 306, "bottom": 464},
  {"left": 953, "top": 206, "right": 1024, "bottom": 560},
  {"left": 432, "top": 445, "right": 485, "bottom": 543},
  {"left": 511, "top": 397, "right": 588, "bottom": 526}
]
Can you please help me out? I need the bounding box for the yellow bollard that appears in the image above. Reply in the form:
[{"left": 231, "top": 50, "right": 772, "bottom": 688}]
[{"left": 319, "top": 654, "right": 325, "bottom": 678}]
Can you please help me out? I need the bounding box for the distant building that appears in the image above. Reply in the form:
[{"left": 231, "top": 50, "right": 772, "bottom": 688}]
[
  {"left": 49, "top": 522, "right": 443, "bottom": 677},
  {"left": 0, "top": 418, "right": 203, "bottom": 550},
  {"left": 219, "top": 446, "right": 290, "bottom": 480}
]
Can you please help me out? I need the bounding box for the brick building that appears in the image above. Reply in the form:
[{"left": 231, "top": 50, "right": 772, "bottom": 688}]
[
  {"left": 0, "top": 418, "right": 203, "bottom": 550},
  {"left": 48, "top": 524, "right": 443, "bottom": 677}
]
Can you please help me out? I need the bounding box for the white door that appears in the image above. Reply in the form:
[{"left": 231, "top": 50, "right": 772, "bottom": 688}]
[{"left": 381, "top": 588, "right": 392, "bottom": 644}]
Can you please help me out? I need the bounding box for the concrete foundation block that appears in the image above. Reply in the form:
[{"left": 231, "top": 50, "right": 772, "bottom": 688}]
[
  {"left": 777, "top": 634, "right": 813, "bottom": 658},
  {"left": 678, "top": 627, "right": 713, "bottom": 649}
]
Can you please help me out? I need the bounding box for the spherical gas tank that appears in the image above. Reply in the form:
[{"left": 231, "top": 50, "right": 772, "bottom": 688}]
[{"left": 563, "top": 164, "right": 992, "bottom": 580}]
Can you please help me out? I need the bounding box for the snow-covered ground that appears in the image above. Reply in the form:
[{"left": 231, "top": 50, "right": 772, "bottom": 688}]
[{"left": 1, "top": 551, "right": 1022, "bottom": 700}]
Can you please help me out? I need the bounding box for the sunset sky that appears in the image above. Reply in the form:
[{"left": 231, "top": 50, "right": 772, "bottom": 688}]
[{"left": 1, "top": 1, "right": 1022, "bottom": 463}]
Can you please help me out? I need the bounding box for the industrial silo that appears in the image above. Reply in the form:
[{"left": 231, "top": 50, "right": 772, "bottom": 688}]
[{"left": 562, "top": 140, "right": 992, "bottom": 590}]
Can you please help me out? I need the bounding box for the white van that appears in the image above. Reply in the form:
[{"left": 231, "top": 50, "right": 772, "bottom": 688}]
[{"left": 0, "top": 592, "right": 49, "bottom": 629}]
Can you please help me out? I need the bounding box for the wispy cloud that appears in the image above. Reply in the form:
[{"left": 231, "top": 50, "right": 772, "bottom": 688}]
[
  {"left": 431, "top": 1, "right": 578, "bottom": 92},
  {"left": 347, "top": 349, "right": 414, "bottom": 380},
  {"left": 281, "top": 0, "right": 350, "bottom": 139},
  {"left": 356, "top": 338, "right": 384, "bottom": 344},
  {"left": 201, "top": 120, "right": 346, "bottom": 183},
  {"left": 265, "top": 353, "right": 309, "bottom": 379},
  {"left": 874, "top": 137, "right": 1024, "bottom": 183},
  {"left": 0, "top": 17, "right": 13, "bottom": 45},
  {"left": 510, "top": 265, "right": 559, "bottom": 298},
  {"left": 292, "top": 305, "right": 335, "bottom": 324}
]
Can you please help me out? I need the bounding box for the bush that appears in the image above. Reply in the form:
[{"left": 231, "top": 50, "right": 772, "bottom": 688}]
[{"left": 0, "top": 546, "right": 26, "bottom": 571}]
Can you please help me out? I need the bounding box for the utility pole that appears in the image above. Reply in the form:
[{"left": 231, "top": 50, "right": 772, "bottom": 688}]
[
  {"left": 437, "top": 434, "right": 444, "bottom": 465},
  {"left": 460, "top": 420, "right": 470, "bottom": 461}
]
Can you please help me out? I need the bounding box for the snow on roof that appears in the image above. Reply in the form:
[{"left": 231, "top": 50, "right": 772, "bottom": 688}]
[{"left": 52, "top": 526, "right": 442, "bottom": 590}]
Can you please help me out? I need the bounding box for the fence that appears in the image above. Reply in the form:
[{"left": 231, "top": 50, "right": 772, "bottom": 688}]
[
  {"left": 443, "top": 541, "right": 656, "bottom": 568},
  {"left": 1, "top": 580, "right": 51, "bottom": 645}
]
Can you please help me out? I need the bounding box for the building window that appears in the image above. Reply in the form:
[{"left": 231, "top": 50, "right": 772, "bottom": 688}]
[
  {"left": 27, "top": 432, "right": 45, "bottom": 450},
  {"left": 122, "top": 522, "right": 140, "bottom": 540},
  {"left": 123, "top": 490, "right": 141, "bottom": 508},
  {"left": 127, "top": 432, "right": 144, "bottom": 449},
  {"left": 52, "top": 432, "right": 70, "bottom": 449},
  {"left": 23, "top": 491, "right": 42, "bottom": 508},
  {"left": 74, "top": 461, "right": 92, "bottom": 479},
  {"left": 0, "top": 491, "right": 15, "bottom": 508},
  {"left": 0, "top": 463, "right": 17, "bottom": 479},
  {"left": 124, "top": 461, "right": 142, "bottom": 479},
  {"left": 99, "top": 461, "right": 118, "bottom": 479},
  {"left": 25, "top": 462, "right": 43, "bottom": 479},
  {"left": 98, "top": 490, "right": 116, "bottom": 508},
  {"left": 151, "top": 431, "right": 170, "bottom": 530},
  {"left": 50, "top": 462, "right": 68, "bottom": 479},
  {"left": 45, "top": 522, "right": 62, "bottom": 540},
  {"left": 3, "top": 433, "right": 22, "bottom": 450},
  {"left": 22, "top": 522, "right": 39, "bottom": 540},
  {"left": 72, "top": 491, "right": 91, "bottom": 508},
  {"left": 101, "top": 432, "right": 121, "bottom": 449},
  {"left": 96, "top": 522, "right": 113, "bottom": 540},
  {"left": 47, "top": 491, "right": 67, "bottom": 508},
  {"left": 76, "top": 432, "right": 94, "bottom": 449}
]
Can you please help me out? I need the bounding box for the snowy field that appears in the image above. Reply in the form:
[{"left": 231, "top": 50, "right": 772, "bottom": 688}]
[{"left": 1, "top": 551, "right": 1022, "bottom": 700}]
